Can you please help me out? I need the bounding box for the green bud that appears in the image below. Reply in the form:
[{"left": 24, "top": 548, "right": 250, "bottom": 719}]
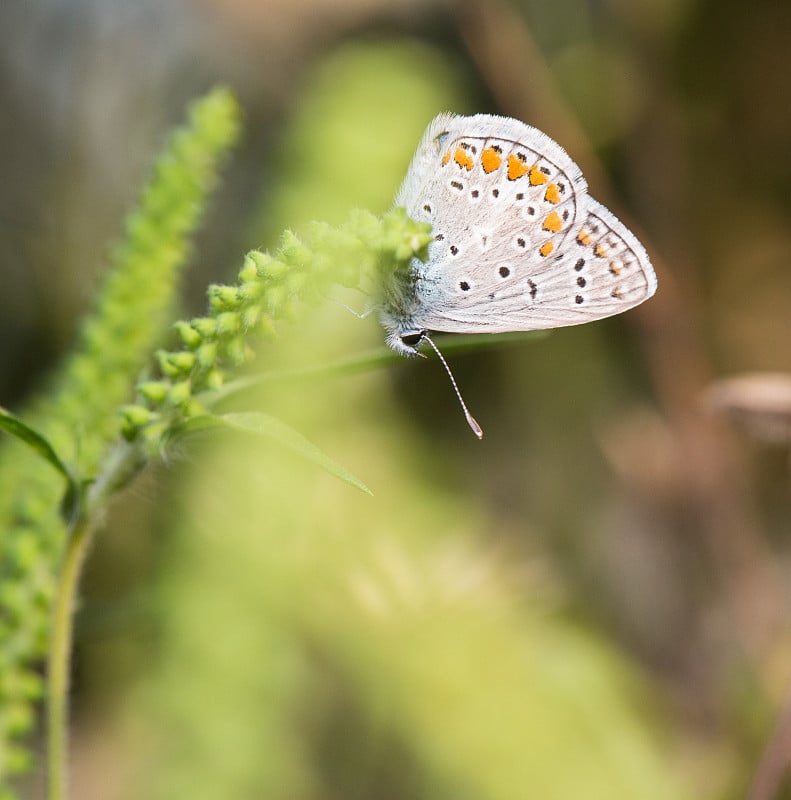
[
  {"left": 182, "top": 398, "right": 206, "bottom": 419},
  {"left": 196, "top": 341, "right": 218, "bottom": 368},
  {"left": 240, "top": 280, "right": 264, "bottom": 303},
  {"left": 167, "top": 380, "right": 192, "bottom": 406},
  {"left": 224, "top": 336, "right": 247, "bottom": 365},
  {"left": 250, "top": 251, "right": 287, "bottom": 279},
  {"left": 156, "top": 350, "right": 180, "bottom": 378},
  {"left": 208, "top": 284, "right": 240, "bottom": 312},
  {"left": 139, "top": 381, "right": 170, "bottom": 404},
  {"left": 5, "top": 701, "right": 34, "bottom": 737},
  {"left": 157, "top": 350, "right": 195, "bottom": 377},
  {"left": 238, "top": 254, "right": 258, "bottom": 284},
  {"left": 10, "top": 532, "right": 40, "bottom": 572},
  {"left": 217, "top": 311, "right": 241, "bottom": 335},
  {"left": 120, "top": 404, "right": 153, "bottom": 428},
  {"left": 175, "top": 320, "right": 202, "bottom": 348},
  {"left": 170, "top": 351, "right": 196, "bottom": 372},
  {"left": 204, "top": 368, "right": 224, "bottom": 390},
  {"left": 119, "top": 404, "right": 153, "bottom": 439},
  {"left": 157, "top": 350, "right": 195, "bottom": 379},
  {"left": 191, "top": 317, "right": 217, "bottom": 338},
  {"left": 0, "top": 667, "right": 42, "bottom": 701},
  {"left": 280, "top": 230, "right": 311, "bottom": 266},
  {"left": 241, "top": 304, "right": 260, "bottom": 329},
  {"left": 0, "top": 581, "right": 25, "bottom": 617},
  {"left": 265, "top": 285, "right": 286, "bottom": 315},
  {"left": 6, "top": 742, "right": 33, "bottom": 775}
]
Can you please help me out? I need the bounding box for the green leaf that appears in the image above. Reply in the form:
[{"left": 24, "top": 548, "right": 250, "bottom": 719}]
[
  {"left": 209, "top": 331, "right": 548, "bottom": 407},
  {"left": 0, "top": 407, "right": 74, "bottom": 484},
  {"left": 0, "top": 407, "right": 81, "bottom": 522},
  {"left": 172, "top": 412, "right": 373, "bottom": 495}
]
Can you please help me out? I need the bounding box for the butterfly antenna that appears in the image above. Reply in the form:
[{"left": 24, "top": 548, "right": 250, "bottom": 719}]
[{"left": 421, "top": 334, "right": 483, "bottom": 439}]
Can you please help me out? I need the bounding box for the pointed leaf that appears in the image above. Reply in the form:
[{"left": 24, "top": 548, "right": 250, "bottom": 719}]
[
  {"left": 0, "top": 407, "right": 81, "bottom": 522},
  {"left": 208, "top": 332, "right": 548, "bottom": 407},
  {"left": 0, "top": 407, "right": 74, "bottom": 483},
  {"left": 173, "top": 412, "right": 372, "bottom": 495}
]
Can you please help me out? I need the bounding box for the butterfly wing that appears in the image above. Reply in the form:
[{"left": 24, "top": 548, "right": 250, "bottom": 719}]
[{"left": 392, "top": 114, "right": 655, "bottom": 336}]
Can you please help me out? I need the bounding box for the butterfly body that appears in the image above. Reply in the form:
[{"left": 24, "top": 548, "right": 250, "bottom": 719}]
[{"left": 380, "top": 113, "right": 656, "bottom": 357}]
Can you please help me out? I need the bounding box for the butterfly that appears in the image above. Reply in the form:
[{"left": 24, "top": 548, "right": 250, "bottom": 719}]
[{"left": 378, "top": 113, "right": 657, "bottom": 437}]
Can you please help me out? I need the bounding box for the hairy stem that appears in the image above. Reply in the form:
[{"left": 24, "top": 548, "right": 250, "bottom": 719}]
[{"left": 46, "top": 515, "right": 95, "bottom": 800}]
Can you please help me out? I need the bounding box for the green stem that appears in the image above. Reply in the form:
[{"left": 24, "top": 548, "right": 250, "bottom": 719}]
[
  {"left": 46, "top": 440, "right": 146, "bottom": 800},
  {"left": 46, "top": 515, "right": 96, "bottom": 800}
]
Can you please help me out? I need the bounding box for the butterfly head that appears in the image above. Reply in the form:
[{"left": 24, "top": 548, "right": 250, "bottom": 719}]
[{"left": 385, "top": 327, "right": 425, "bottom": 358}]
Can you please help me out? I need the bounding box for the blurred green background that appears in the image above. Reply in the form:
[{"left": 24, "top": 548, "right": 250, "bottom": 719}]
[{"left": 2, "top": 0, "right": 791, "bottom": 797}]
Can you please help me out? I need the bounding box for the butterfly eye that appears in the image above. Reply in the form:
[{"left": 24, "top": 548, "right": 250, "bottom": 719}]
[{"left": 401, "top": 331, "right": 425, "bottom": 348}]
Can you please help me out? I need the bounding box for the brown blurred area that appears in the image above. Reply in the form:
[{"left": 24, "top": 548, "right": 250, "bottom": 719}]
[{"left": 3, "top": 0, "right": 791, "bottom": 797}]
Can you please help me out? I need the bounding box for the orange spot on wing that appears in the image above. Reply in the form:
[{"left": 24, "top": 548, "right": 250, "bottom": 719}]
[
  {"left": 539, "top": 241, "right": 554, "bottom": 257},
  {"left": 609, "top": 261, "right": 622, "bottom": 275},
  {"left": 594, "top": 243, "right": 608, "bottom": 258},
  {"left": 577, "top": 229, "right": 593, "bottom": 246},
  {"left": 507, "top": 154, "right": 530, "bottom": 180},
  {"left": 529, "top": 165, "right": 548, "bottom": 185},
  {"left": 454, "top": 147, "right": 474, "bottom": 170},
  {"left": 441, "top": 151, "right": 451, "bottom": 165},
  {"left": 542, "top": 211, "right": 562, "bottom": 233},
  {"left": 544, "top": 183, "right": 560, "bottom": 204},
  {"left": 481, "top": 147, "right": 503, "bottom": 174},
  {"left": 481, "top": 147, "right": 502, "bottom": 173}
]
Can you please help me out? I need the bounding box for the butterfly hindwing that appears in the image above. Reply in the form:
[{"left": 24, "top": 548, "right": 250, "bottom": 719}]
[{"left": 382, "top": 113, "right": 656, "bottom": 340}]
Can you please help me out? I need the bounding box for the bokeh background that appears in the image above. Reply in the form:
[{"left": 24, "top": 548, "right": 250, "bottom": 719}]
[{"left": 2, "top": 0, "right": 791, "bottom": 798}]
